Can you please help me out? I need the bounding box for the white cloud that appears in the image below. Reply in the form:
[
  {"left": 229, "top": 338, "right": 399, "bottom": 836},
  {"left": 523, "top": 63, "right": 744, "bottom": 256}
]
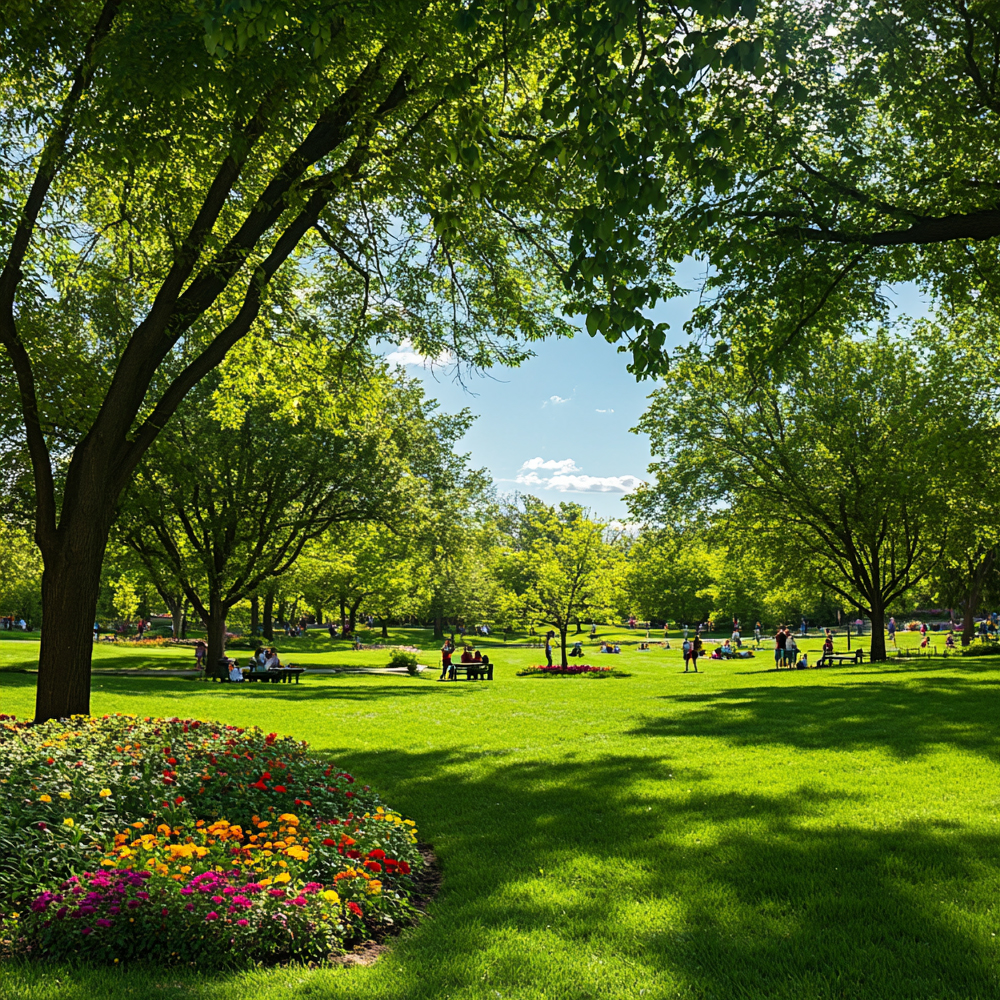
[
  {"left": 596, "top": 408, "right": 615, "bottom": 414},
  {"left": 547, "top": 395, "right": 570, "bottom": 405},
  {"left": 384, "top": 338, "right": 454, "bottom": 369},
  {"left": 512, "top": 458, "right": 642, "bottom": 495},
  {"left": 547, "top": 473, "right": 642, "bottom": 494},
  {"left": 520, "top": 457, "right": 580, "bottom": 473}
]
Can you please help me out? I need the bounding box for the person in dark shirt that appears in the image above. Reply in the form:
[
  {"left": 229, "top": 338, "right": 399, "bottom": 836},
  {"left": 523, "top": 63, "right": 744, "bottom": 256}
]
[{"left": 774, "top": 627, "right": 787, "bottom": 669}]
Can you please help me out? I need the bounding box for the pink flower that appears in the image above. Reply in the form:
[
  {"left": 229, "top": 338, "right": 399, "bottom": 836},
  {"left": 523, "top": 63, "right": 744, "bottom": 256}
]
[
  {"left": 237, "top": 919, "right": 249, "bottom": 927},
  {"left": 205, "top": 911, "right": 218, "bottom": 921},
  {"left": 184, "top": 903, "right": 194, "bottom": 911}
]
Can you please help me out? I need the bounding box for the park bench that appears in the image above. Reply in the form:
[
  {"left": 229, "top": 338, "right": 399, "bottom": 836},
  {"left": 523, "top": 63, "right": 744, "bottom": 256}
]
[
  {"left": 244, "top": 668, "right": 304, "bottom": 684},
  {"left": 818, "top": 649, "right": 866, "bottom": 667},
  {"left": 449, "top": 661, "right": 494, "bottom": 681}
]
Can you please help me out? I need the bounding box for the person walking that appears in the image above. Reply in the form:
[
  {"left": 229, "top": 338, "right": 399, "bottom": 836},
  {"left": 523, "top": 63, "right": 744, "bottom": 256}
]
[
  {"left": 888, "top": 617, "right": 896, "bottom": 645},
  {"left": 544, "top": 631, "right": 554, "bottom": 667},
  {"left": 194, "top": 640, "right": 207, "bottom": 671},
  {"left": 754, "top": 621, "right": 762, "bottom": 646},
  {"left": 689, "top": 634, "right": 702, "bottom": 672},
  {"left": 682, "top": 636, "right": 692, "bottom": 671}
]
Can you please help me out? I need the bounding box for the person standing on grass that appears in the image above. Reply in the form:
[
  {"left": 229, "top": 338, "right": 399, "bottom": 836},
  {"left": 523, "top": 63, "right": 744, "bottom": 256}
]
[
  {"left": 754, "top": 621, "right": 762, "bottom": 645},
  {"left": 544, "top": 631, "right": 554, "bottom": 667},
  {"left": 439, "top": 640, "right": 453, "bottom": 681},
  {"left": 689, "top": 634, "right": 702, "bottom": 672},
  {"left": 774, "top": 626, "right": 787, "bottom": 669},
  {"left": 786, "top": 632, "right": 798, "bottom": 668},
  {"left": 888, "top": 617, "right": 896, "bottom": 644},
  {"left": 682, "top": 636, "right": 692, "bottom": 670},
  {"left": 194, "top": 640, "right": 207, "bottom": 671}
]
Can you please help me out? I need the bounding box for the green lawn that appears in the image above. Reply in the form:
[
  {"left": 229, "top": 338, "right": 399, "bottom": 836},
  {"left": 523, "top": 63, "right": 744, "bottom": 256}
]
[{"left": 1, "top": 630, "right": 997, "bottom": 1000}]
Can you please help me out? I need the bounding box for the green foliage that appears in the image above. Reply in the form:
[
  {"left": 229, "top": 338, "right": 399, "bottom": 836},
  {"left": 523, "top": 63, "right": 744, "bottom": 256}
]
[{"left": 388, "top": 650, "right": 419, "bottom": 674}]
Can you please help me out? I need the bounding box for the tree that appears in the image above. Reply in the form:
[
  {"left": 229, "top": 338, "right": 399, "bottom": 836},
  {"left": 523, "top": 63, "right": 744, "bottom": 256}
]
[
  {"left": 3, "top": 1, "right": 761, "bottom": 720},
  {"left": 647, "top": 1, "right": 1000, "bottom": 360},
  {"left": 623, "top": 527, "right": 715, "bottom": 625},
  {"left": 118, "top": 373, "right": 419, "bottom": 666},
  {"left": 630, "top": 332, "right": 984, "bottom": 660},
  {"left": 501, "top": 502, "right": 622, "bottom": 666}
]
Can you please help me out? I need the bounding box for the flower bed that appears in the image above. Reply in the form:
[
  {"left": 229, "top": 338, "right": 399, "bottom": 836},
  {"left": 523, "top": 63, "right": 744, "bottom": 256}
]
[
  {"left": 516, "top": 664, "right": 625, "bottom": 678},
  {"left": 0, "top": 714, "right": 421, "bottom": 966}
]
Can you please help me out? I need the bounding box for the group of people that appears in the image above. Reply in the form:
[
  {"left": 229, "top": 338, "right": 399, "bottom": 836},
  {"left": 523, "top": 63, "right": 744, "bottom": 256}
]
[
  {"left": 194, "top": 641, "right": 288, "bottom": 681},
  {"left": 3, "top": 615, "right": 28, "bottom": 631},
  {"left": 439, "top": 640, "right": 490, "bottom": 680}
]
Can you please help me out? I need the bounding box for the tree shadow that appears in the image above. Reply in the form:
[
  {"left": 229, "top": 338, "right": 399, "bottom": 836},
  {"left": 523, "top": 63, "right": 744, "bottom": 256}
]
[
  {"left": 630, "top": 673, "right": 1000, "bottom": 762},
  {"left": 295, "top": 743, "right": 999, "bottom": 999}
]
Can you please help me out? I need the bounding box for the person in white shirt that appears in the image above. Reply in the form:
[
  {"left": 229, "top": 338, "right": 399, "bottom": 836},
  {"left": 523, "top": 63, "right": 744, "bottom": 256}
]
[{"left": 228, "top": 660, "right": 244, "bottom": 682}]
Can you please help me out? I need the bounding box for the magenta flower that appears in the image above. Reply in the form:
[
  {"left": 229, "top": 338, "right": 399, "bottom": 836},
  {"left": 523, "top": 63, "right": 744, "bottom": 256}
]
[{"left": 205, "top": 911, "right": 219, "bottom": 921}]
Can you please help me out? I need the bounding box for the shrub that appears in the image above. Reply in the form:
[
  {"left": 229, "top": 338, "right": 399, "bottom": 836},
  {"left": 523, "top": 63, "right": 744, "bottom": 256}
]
[
  {"left": 388, "top": 651, "right": 419, "bottom": 675},
  {"left": 961, "top": 643, "right": 1000, "bottom": 657},
  {"left": 905, "top": 620, "right": 923, "bottom": 631},
  {"left": 0, "top": 714, "right": 421, "bottom": 966}
]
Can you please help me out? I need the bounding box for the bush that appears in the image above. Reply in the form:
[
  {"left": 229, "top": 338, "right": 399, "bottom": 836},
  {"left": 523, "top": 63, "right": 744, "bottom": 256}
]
[
  {"left": 961, "top": 643, "right": 1000, "bottom": 657},
  {"left": 0, "top": 714, "right": 421, "bottom": 966},
  {"left": 905, "top": 620, "right": 923, "bottom": 631},
  {"left": 388, "top": 651, "right": 419, "bottom": 675}
]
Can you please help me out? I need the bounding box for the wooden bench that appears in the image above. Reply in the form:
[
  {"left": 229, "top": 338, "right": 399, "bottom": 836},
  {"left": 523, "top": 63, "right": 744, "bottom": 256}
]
[
  {"left": 818, "top": 650, "right": 866, "bottom": 667},
  {"left": 449, "top": 662, "right": 494, "bottom": 681}
]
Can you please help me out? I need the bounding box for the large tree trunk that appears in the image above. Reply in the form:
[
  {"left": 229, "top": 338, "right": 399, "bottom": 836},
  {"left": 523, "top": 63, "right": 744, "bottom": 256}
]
[
  {"left": 250, "top": 595, "right": 260, "bottom": 637},
  {"left": 262, "top": 591, "right": 274, "bottom": 641},
  {"left": 35, "top": 539, "right": 107, "bottom": 721},
  {"left": 869, "top": 604, "right": 886, "bottom": 661},
  {"left": 560, "top": 626, "right": 568, "bottom": 668},
  {"left": 574, "top": 618, "right": 582, "bottom": 635},
  {"left": 433, "top": 615, "right": 443, "bottom": 640},
  {"left": 348, "top": 597, "right": 362, "bottom": 634},
  {"left": 206, "top": 595, "right": 228, "bottom": 669},
  {"left": 381, "top": 614, "right": 389, "bottom": 639}
]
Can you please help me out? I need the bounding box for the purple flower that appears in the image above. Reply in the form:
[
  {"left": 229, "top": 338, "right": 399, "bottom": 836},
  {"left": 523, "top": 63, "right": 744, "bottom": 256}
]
[
  {"left": 55, "top": 907, "right": 67, "bottom": 920},
  {"left": 184, "top": 903, "right": 194, "bottom": 911},
  {"left": 95, "top": 918, "right": 113, "bottom": 928},
  {"left": 127, "top": 899, "right": 141, "bottom": 909},
  {"left": 81, "top": 927, "right": 92, "bottom": 935},
  {"left": 205, "top": 911, "right": 218, "bottom": 921},
  {"left": 109, "top": 905, "right": 120, "bottom": 914}
]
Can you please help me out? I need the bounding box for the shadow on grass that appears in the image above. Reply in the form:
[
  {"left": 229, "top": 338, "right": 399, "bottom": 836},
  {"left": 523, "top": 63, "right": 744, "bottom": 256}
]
[
  {"left": 629, "top": 671, "right": 1000, "bottom": 763},
  {"left": 308, "top": 743, "right": 999, "bottom": 1000}
]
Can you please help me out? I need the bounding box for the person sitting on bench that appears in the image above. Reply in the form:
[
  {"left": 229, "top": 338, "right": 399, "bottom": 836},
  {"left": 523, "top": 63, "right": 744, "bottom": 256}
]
[
  {"left": 472, "top": 650, "right": 483, "bottom": 663},
  {"left": 461, "top": 647, "right": 473, "bottom": 663},
  {"left": 264, "top": 647, "right": 281, "bottom": 670},
  {"left": 228, "top": 659, "right": 244, "bottom": 682}
]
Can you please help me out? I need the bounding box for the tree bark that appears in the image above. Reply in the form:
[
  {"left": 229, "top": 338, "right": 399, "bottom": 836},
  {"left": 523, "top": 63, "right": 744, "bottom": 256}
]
[
  {"left": 348, "top": 597, "right": 362, "bottom": 634},
  {"left": 381, "top": 614, "right": 389, "bottom": 639},
  {"left": 574, "top": 618, "right": 582, "bottom": 634},
  {"left": 250, "top": 595, "right": 260, "bottom": 637},
  {"left": 206, "top": 594, "right": 228, "bottom": 669},
  {"left": 433, "top": 615, "right": 443, "bottom": 640},
  {"left": 560, "top": 625, "right": 568, "bottom": 668},
  {"left": 35, "top": 550, "right": 105, "bottom": 721},
  {"left": 869, "top": 605, "right": 886, "bottom": 661},
  {"left": 262, "top": 591, "right": 274, "bottom": 641}
]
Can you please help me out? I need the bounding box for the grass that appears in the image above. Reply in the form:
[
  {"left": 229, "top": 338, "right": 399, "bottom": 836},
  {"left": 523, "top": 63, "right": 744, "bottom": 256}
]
[{"left": 1, "top": 628, "right": 997, "bottom": 1000}]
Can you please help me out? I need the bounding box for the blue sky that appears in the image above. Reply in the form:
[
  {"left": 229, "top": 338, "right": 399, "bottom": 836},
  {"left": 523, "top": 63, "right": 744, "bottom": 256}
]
[{"left": 384, "top": 266, "right": 927, "bottom": 521}]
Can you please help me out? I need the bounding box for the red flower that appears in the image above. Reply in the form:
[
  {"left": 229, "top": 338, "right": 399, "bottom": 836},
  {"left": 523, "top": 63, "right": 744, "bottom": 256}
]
[
  {"left": 368, "top": 849, "right": 386, "bottom": 860},
  {"left": 274, "top": 785, "right": 287, "bottom": 793},
  {"left": 345, "top": 791, "right": 354, "bottom": 798},
  {"left": 346, "top": 850, "right": 361, "bottom": 859},
  {"left": 250, "top": 780, "right": 268, "bottom": 791},
  {"left": 399, "top": 861, "right": 411, "bottom": 875},
  {"left": 322, "top": 838, "right": 336, "bottom": 847},
  {"left": 262, "top": 772, "right": 271, "bottom": 780},
  {"left": 347, "top": 902, "right": 363, "bottom": 917},
  {"left": 364, "top": 861, "right": 382, "bottom": 873}
]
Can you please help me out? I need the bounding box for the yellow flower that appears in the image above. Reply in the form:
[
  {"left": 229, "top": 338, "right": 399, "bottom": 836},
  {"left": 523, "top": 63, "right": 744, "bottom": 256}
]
[
  {"left": 322, "top": 890, "right": 340, "bottom": 904},
  {"left": 277, "top": 813, "right": 299, "bottom": 826},
  {"left": 39, "top": 794, "right": 51, "bottom": 803},
  {"left": 59, "top": 791, "right": 71, "bottom": 800},
  {"left": 274, "top": 872, "right": 291, "bottom": 883},
  {"left": 366, "top": 880, "right": 382, "bottom": 895},
  {"left": 99, "top": 788, "right": 112, "bottom": 798},
  {"left": 63, "top": 817, "right": 75, "bottom": 828}
]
